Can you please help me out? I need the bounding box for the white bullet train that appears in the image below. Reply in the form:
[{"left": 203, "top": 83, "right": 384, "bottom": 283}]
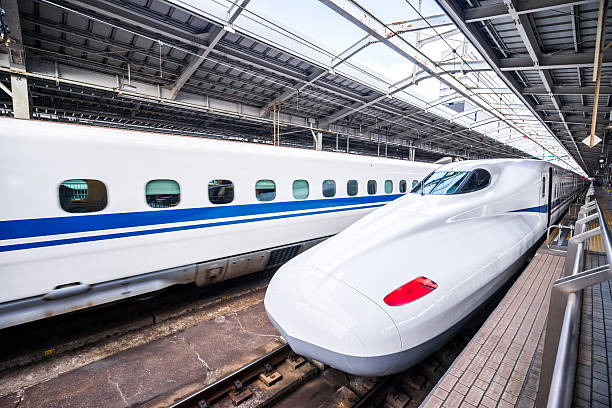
[
  {"left": 0, "top": 118, "right": 438, "bottom": 328},
  {"left": 265, "top": 159, "right": 588, "bottom": 376}
]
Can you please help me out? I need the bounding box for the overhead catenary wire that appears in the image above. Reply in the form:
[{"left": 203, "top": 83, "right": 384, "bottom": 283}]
[
  {"left": 400, "top": 0, "right": 579, "bottom": 169},
  {"left": 29, "top": 3, "right": 518, "bottom": 158},
  {"left": 36, "top": 0, "right": 529, "bottom": 159},
  {"left": 35, "top": 0, "right": 531, "bottom": 159}
]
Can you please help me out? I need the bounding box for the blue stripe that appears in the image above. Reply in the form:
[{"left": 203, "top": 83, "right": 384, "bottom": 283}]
[
  {"left": 511, "top": 204, "right": 548, "bottom": 213},
  {"left": 0, "top": 194, "right": 402, "bottom": 240},
  {"left": 0, "top": 203, "right": 385, "bottom": 253},
  {"left": 511, "top": 193, "right": 577, "bottom": 214}
]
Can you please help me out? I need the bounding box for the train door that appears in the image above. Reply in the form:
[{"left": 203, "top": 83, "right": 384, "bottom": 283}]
[{"left": 547, "top": 168, "right": 553, "bottom": 226}]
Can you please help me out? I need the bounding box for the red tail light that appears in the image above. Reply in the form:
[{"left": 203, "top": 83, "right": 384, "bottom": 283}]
[{"left": 383, "top": 277, "right": 438, "bottom": 306}]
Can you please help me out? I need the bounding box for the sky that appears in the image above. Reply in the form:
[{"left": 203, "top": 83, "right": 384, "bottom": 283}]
[
  {"left": 168, "top": 0, "right": 585, "bottom": 174},
  {"left": 246, "top": 0, "right": 447, "bottom": 100}
]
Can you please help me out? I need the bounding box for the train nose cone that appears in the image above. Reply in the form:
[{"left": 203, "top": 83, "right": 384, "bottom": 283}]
[{"left": 264, "top": 264, "right": 402, "bottom": 376}]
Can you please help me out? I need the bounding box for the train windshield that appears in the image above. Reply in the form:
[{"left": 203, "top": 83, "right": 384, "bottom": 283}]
[{"left": 411, "top": 169, "right": 491, "bottom": 195}]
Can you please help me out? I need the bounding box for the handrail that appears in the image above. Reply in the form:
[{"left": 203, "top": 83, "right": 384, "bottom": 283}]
[
  {"left": 596, "top": 198, "right": 612, "bottom": 269},
  {"left": 537, "top": 188, "right": 612, "bottom": 407}
]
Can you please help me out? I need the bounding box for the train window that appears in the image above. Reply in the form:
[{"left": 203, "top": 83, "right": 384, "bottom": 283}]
[
  {"left": 322, "top": 180, "right": 336, "bottom": 197},
  {"left": 412, "top": 171, "right": 468, "bottom": 195},
  {"left": 412, "top": 180, "right": 419, "bottom": 188},
  {"left": 367, "top": 180, "right": 377, "bottom": 195},
  {"left": 255, "top": 179, "right": 276, "bottom": 202},
  {"left": 385, "top": 180, "right": 393, "bottom": 194},
  {"left": 541, "top": 177, "right": 546, "bottom": 198},
  {"left": 457, "top": 169, "right": 491, "bottom": 194},
  {"left": 399, "top": 180, "right": 407, "bottom": 193},
  {"left": 209, "top": 179, "right": 234, "bottom": 204},
  {"left": 347, "top": 180, "right": 358, "bottom": 196},
  {"left": 411, "top": 170, "right": 489, "bottom": 195},
  {"left": 293, "top": 180, "right": 309, "bottom": 199},
  {"left": 59, "top": 179, "right": 107, "bottom": 213},
  {"left": 146, "top": 179, "right": 180, "bottom": 208}
]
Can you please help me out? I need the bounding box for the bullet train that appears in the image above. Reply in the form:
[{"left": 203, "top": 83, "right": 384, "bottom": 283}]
[
  {"left": 0, "top": 118, "right": 439, "bottom": 329},
  {"left": 265, "top": 159, "right": 588, "bottom": 376}
]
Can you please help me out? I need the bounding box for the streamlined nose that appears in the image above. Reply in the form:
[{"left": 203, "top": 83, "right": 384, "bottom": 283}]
[{"left": 264, "top": 263, "right": 402, "bottom": 375}]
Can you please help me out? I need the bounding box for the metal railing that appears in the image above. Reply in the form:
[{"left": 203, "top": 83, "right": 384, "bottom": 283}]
[
  {"left": 537, "top": 188, "right": 612, "bottom": 407},
  {"left": 546, "top": 224, "right": 574, "bottom": 252}
]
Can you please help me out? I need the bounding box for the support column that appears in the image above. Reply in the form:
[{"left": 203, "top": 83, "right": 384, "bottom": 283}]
[
  {"left": 315, "top": 132, "right": 322, "bottom": 151},
  {"left": 409, "top": 147, "right": 416, "bottom": 161},
  {"left": 4, "top": 0, "right": 30, "bottom": 119}
]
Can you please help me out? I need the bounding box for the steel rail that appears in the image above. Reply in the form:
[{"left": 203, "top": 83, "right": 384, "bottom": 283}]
[{"left": 168, "top": 343, "right": 291, "bottom": 408}]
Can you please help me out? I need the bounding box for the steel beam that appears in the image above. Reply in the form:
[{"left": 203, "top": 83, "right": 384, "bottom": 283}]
[
  {"left": 417, "top": 28, "right": 460, "bottom": 47},
  {"left": 258, "top": 69, "right": 326, "bottom": 117},
  {"left": 501, "top": 0, "right": 577, "bottom": 159},
  {"left": 168, "top": 0, "right": 250, "bottom": 100},
  {"left": 523, "top": 86, "right": 612, "bottom": 95},
  {"left": 543, "top": 115, "right": 608, "bottom": 125},
  {"left": 499, "top": 52, "right": 612, "bottom": 71},
  {"left": 463, "top": 0, "right": 596, "bottom": 23},
  {"left": 331, "top": 14, "right": 452, "bottom": 66},
  {"left": 4, "top": 0, "right": 30, "bottom": 119},
  {"left": 318, "top": 0, "right": 532, "bottom": 147},
  {"left": 535, "top": 104, "right": 612, "bottom": 113},
  {"left": 590, "top": 0, "right": 609, "bottom": 146},
  {"left": 436, "top": 0, "right": 585, "bottom": 172},
  {"left": 168, "top": 26, "right": 224, "bottom": 99},
  {"left": 391, "top": 60, "right": 492, "bottom": 88}
]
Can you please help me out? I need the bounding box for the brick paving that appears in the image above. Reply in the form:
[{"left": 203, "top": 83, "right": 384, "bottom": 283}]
[{"left": 421, "top": 252, "right": 564, "bottom": 408}]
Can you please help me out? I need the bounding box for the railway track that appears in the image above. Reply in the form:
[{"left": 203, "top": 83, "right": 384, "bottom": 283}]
[
  {"left": 168, "top": 327, "right": 477, "bottom": 408},
  {"left": 168, "top": 265, "right": 521, "bottom": 408}
]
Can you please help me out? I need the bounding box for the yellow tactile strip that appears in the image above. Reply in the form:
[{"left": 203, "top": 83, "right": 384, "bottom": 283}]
[
  {"left": 421, "top": 253, "right": 564, "bottom": 408},
  {"left": 593, "top": 190, "right": 612, "bottom": 253}
]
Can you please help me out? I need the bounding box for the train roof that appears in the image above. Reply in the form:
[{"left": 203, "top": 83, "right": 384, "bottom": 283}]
[{"left": 1, "top": 117, "right": 437, "bottom": 168}]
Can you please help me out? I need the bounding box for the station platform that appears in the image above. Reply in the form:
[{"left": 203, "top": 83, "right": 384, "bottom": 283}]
[{"left": 422, "top": 192, "right": 612, "bottom": 408}]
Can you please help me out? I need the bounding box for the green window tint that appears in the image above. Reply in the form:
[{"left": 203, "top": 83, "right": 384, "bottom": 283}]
[
  {"left": 412, "top": 180, "right": 419, "bottom": 188},
  {"left": 209, "top": 179, "right": 234, "bottom": 204},
  {"left": 146, "top": 179, "right": 180, "bottom": 208},
  {"left": 347, "top": 180, "right": 358, "bottom": 196},
  {"left": 399, "top": 180, "right": 407, "bottom": 193},
  {"left": 293, "top": 179, "right": 309, "bottom": 199},
  {"left": 367, "top": 180, "right": 377, "bottom": 195},
  {"left": 59, "top": 179, "right": 107, "bottom": 213},
  {"left": 255, "top": 179, "right": 276, "bottom": 202},
  {"left": 385, "top": 180, "right": 393, "bottom": 194},
  {"left": 322, "top": 180, "right": 336, "bottom": 197}
]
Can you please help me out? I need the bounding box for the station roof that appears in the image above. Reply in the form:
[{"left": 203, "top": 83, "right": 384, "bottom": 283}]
[
  {"left": 0, "top": 0, "right": 604, "bottom": 173},
  {"left": 437, "top": 0, "right": 612, "bottom": 175}
]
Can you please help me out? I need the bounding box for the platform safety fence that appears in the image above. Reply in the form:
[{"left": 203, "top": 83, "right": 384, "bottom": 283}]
[{"left": 537, "top": 187, "right": 612, "bottom": 407}]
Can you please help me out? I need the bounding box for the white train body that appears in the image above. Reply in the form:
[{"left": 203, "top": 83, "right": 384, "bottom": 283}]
[
  {"left": 0, "top": 118, "right": 437, "bottom": 328},
  {"left": 265, "top": 159, "right": 587, "bottom": 376}
]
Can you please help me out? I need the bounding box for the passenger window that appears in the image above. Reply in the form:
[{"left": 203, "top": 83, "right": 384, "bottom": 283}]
[
  {"left": 322, "top": 180, "right": 336, "bottom": 197},
  {"left": 541, "top": 177, "right": 546, "bottom": 198},
  {"left": 347, "top": 180, "right": 358, "bottom": 196},
  {"left": 255, "top": 179, "right": 276, "bottom": 202},
  {"left": 412, "top": 180, "right": 419, "bottom": 188},
  {"left": 208, "top": 179, "right": 234, "bottom": 204},
  {"left": 399, "top": 180, "right": 407, "bottom": 193},
  {"left": 293, "top": 179, "right": 309, "bottom": 199},
  {"left": 385, "top": 180, "right": 393, "bottom": 194},
  {"left": 146, "top": 179, "right": 180, "bottom": 208},
  {"left": 59, "top": 179, "right": 107, "bottom": 213},
  {"left": 367, "top": 180, "right": 377, "bottom": 195}
]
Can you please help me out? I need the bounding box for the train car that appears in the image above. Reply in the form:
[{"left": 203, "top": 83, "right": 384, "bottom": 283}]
[
  {"left": 0, "top": 118, "right": 438, "bottom": 328},
  {"left": 265, "top": 159, "right": 588, "bottom": 376}
]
